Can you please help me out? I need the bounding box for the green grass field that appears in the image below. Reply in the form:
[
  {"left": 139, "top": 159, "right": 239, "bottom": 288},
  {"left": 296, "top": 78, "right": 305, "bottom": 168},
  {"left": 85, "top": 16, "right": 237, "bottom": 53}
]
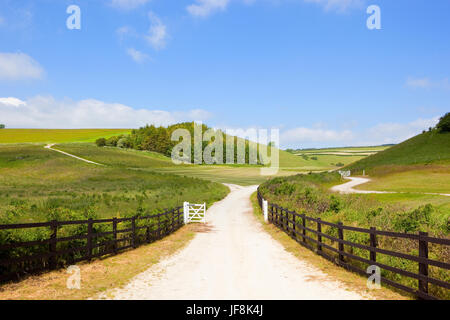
[
  {"left": 354, "top": 166, "right": 450, "bottom": 194},
  {"left": 259, "top": 172, "right": 449, "bottom": 299},
  {"left": 0, "top": 129, "right": 131, "bottom": 144},
  {"left": 344, "top": 130, "right": 450, "bottom": 194},
  {"left": 0, "top": 144, "right": 229, "bottom": 223},
  {"left": 55, "top": 143, "right": 304, "bottom": 185},
  {"left": 286, "top": 145, "right": 390, "bottom": 171},
  {"left": 346, "top": 131, "right": 450, "bottom": 174}
]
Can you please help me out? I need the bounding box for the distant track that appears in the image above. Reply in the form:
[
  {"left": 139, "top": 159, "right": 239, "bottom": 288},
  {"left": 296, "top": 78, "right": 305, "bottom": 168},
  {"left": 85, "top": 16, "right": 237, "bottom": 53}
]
[
  {"left": 44, "top": 144, "right": 103, "bottom": 166},
  {"left": 331, "top": 177, "right": 450, "bottom": 197}
]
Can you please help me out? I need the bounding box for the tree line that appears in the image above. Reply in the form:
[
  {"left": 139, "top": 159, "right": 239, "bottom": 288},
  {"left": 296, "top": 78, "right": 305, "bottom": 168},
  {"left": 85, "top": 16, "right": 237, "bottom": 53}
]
[{"left": 96, "top": 122, "right": 262, "bottom": 165}]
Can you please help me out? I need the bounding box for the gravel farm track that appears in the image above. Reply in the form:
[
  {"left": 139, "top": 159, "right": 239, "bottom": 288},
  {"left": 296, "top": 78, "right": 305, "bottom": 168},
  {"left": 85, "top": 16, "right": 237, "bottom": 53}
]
[{"left": 97, "top": 184, "right": 371, "bottom": 300}]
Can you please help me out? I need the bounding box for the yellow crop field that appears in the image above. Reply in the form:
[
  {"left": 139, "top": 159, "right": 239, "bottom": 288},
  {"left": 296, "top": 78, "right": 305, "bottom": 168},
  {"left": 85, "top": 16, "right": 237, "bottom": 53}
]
[{"left": 0, "top": 129, "right": 131, "bottom": 143}]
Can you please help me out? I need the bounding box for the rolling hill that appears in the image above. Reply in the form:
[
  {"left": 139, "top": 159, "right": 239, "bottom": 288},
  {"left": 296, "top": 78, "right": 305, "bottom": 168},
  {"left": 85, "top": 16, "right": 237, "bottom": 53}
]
[{"left": 345, "top": 130, "right": 450, "bottom": 175}]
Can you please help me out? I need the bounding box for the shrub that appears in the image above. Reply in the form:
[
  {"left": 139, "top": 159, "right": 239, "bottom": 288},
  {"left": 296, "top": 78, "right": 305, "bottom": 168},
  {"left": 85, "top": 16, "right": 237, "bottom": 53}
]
[
  {"left": 0, "top": 124, "right": 5, "bottom": 129},
  {"left": 329, "top": 195, "right": 341, "bottom": 213},
  {"left": 394, "top": 204, "right": 433, "bottom": 233},
  {"left": 436, "top": 112, "right": 450, "bottom": 133},
  {"left": 106, "top": 136, "right": 119, "bottom": 147},
  {"left": 117, "top": 138, "right": 127, "bottom": 148},
  {"left": 95, "top": 138, "right": 106, "bottom": 147}
]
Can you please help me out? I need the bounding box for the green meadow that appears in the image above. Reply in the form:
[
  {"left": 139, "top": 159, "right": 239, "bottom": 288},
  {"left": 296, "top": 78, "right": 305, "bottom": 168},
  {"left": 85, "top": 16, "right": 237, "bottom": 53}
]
[
  {"left": 0, "top": 144, "right": 229, "bottom": 224},
  {"left": 259, "top": 172, "right": 449, "bottom": 299},
  {"left": 0, "top": 129, "right": 131, "bottom": 144}
]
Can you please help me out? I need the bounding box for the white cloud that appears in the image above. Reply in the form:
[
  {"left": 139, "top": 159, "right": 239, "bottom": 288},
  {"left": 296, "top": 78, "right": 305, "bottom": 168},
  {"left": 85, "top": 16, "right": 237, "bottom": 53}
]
[
  {"left": 279, "top": 116, "right": 440, "bottom": 148},
  {"left": 0, "top": 96, "right": 212, "bottom": 129},
  {"left": 303, "top": 0, "right": 364, "bottom": 12},
  {"left": 365, "top": 117, "right": 440, "bottom": 145},
  {"left": 111, "top": 0, "right": 151, "bottom": 10},
  {"left": 126, "top": 48, "right": 150, "bottom": 63},
  {"left": 406, "top": 77, "right": 432, "bottom": 89},
  {"left": 116, "top": 26, "right": 136, "bottom": 41},
  {"left": 145, "top": 12, "right": 168, "bottom": 50},
  {"left": 406, "top": 77, "right": 450, "bottom": 90},
  {"left": 0, "top": 97, "right": 26, "bottom": 107},
  {"left": 281, "top": 127, "right": 354, "bottom": 144},
  {"left": 0, "top": 52, "right": 44, "bottom": 81},
  {"left": 187, "top": 0, "right": 230, "bottom": 17},
  {"left": 185, "top": 0, "right": 364, "bottom": 18}
]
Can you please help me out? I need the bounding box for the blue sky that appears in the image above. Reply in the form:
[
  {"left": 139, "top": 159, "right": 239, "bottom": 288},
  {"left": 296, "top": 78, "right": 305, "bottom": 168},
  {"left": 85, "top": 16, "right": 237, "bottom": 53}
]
[{"left": 0, "top": 0, "right": 449, "bottom": 148}]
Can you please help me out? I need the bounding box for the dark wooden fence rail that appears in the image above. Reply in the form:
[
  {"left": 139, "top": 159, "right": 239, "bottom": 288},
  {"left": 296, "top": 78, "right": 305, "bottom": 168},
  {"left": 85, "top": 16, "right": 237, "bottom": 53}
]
[
  {"left": 0, "top": 206, "right": 183, "bottom": 283},
  {"left": 257, "top": 189, "right": 450, "bottom": 300}
]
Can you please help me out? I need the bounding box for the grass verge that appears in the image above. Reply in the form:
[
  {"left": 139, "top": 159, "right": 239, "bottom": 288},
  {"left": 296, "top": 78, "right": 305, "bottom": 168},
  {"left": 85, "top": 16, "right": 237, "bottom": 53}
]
[
  {"left": 250, "top": 192, "right": 408, "bottom": 300},
  {"left": 0, "top": 224, "right": 199, "bottom": 300}
]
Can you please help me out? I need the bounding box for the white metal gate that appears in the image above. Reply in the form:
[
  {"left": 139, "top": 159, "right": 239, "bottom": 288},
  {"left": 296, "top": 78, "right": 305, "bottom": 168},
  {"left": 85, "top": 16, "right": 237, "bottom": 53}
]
[{"left": 183, "top": 202, "right": 206, "bottom": 224}]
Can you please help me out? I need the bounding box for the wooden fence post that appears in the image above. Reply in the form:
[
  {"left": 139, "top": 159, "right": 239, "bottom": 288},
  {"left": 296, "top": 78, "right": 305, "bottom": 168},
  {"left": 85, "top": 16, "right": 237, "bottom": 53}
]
[
  {"left": 418, "top": 231, "right": 429, "bottom": 296},
  {"left": 338, "top": 222, "right": 344, "bottom": 264},
  {"left": 302, "top": 214, "right": 306, "bottom": 243},
  {"left": 49, "top": 220, "right": 58, "bottom": 270},
  {"left": 274, "top": 206, "right": 278, "bottom": 226},
  {"left": 370, "top": 227, "right": 377, "bottom": 263},
  {"left": 291, "top": 212, "right": 296, "bottom": 240},
  {"left": 113, "top": 218, "right": 118, "bottom": 255},
  {"left": 146, "top": 218, "right": 151, "bottom": 244},
  {"left": 317, "top": 218, "right": 322, "bottom": 252},
  {"left": 131, "top": 216, "right": 137, "bottom": 248},
  {"left": 87, "top": 218, "right": 93, "bottom": 261},
  {"left": 171, "top": 209, "right": 175, "bottom": 233},
  {"left": 157, "top": 214, "right": 161, "bottom": 239},
  {"left": 277, "top": 206, "right": 280, "bottom": 226}
]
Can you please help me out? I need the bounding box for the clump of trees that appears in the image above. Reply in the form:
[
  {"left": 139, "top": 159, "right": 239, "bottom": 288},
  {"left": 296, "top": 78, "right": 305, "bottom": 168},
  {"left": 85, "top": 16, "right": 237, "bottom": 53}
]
[
  {"left": 436, "top": 112, "right": 450, "bottom": 133},
  {"left": 95, "top": 122, "right": 260, "bottom": 165},
  {"left": 0, "top": 124, "right": 5, "bottom": 129}
]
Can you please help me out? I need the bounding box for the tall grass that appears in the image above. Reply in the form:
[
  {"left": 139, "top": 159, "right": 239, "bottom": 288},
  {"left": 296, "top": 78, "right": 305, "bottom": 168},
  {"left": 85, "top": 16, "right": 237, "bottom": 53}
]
[{"left": 259, "top": 172, "right": 450, "bottom": 299}]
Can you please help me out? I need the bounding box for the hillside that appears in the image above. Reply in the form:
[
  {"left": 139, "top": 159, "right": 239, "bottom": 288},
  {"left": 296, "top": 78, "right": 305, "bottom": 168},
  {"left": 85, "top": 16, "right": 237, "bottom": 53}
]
[{"left": 346, "top": 130, "right": 450, "bottom": 175}]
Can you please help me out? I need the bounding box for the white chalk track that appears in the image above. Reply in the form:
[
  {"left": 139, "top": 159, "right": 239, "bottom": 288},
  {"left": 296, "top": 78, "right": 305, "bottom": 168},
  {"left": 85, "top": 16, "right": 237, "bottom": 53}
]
[{"left": 98, "top": 184, "right": 370, "bottom": 300}]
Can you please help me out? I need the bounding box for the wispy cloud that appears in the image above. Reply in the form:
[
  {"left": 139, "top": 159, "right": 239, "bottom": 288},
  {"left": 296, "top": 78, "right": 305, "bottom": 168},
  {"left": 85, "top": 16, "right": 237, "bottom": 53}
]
[
  {"left": 281, "top": 127, "right": 354, "bottom": 144},
  {"left": 126, "top": 48, "right": 150, "bottom": 63},
  {"left": 0, "top": 97, "right": 26, "bottom": 107},
  {"left": 185, "top": 0, "right": 364, "bottom": 17},
  {"left": 110, "top": 0, "right": 151, "bottom": 10},
  {"left": 365, "top": 117, "right": 440, "bottom": 145},
  {"left": 0, "top": 96, "right": 212, "bottom": 129},
  {"left": 406, "top": 77, "right": 432, "bottom": 89},
  {"left": 187, "top": 0, "right": 230, "bottom": 18},
  {"left": 145, "top": 12, "right": 168, "bottom": 50},
  {"left": 279, "top": 116, "right": 440, "bottom": 148},
  {"left": 406, "top": 77, "right": 450, "bottom": 90},
  {"left": 303, "top": 0, "right": 365, "bottom": 12},
  {"left": 118, "top": 12, "right": 168, "bottom": 50},
  {"left": 0, "top": 52, "right": 44, "bottom": 81},
  {"left": 116, "top": 26, "right": 137, "bottom": 41}
]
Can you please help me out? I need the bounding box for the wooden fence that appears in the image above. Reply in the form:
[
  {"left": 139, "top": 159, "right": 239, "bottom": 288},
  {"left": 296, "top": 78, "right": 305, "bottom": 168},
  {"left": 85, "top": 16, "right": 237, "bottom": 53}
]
[
  {"left": 0, "top": 207, "right": 183, "bottom": 283},
  {"left": 257, "top": 190, "right": 450, "bottom": 300}
]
